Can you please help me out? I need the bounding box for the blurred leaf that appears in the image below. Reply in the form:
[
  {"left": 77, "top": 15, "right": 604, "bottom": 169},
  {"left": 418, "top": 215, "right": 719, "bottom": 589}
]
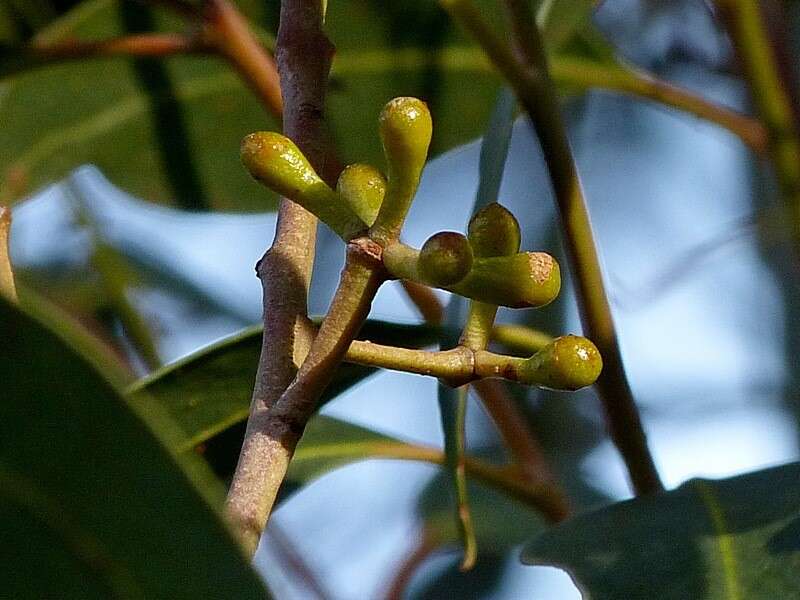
[
  {"left": 128, "top": 319, "right": 442, "bottom": 452},
  {"left": 538, "top": 0, "right": 600, "bottom": 49},
  {"left": 0, "top": 0, "right": 84, "bottom": 43},
  {"left": 0, "top": 295, "right": 269, "bottom": 598},
  {"left": 1, "top": 0, "right": 626, "bottom": 213},
  {"left": 1, "top": 0, "right": 280, "bottom": 211},
  {"left": 475, "top": 86, "right": 515, "bottom": 209},
  {"left": 522, "top": 463, "right": 800, "bottom": 599},
  {"left": 410, "top": 552, "right": 507, "bottom": 600}
]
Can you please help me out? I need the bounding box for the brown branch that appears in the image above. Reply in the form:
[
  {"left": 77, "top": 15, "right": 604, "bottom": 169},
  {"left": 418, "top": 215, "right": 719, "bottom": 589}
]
[
  {"left": 204, "top": 0, "right": 284, "bottom": 120},
  {"left": 267, "top": 520, "right": 333, "bottom": 600},
  {"left": 471, "top": 379, "right": 569, "bottom": 520},
  {"left": 383, "top": 528, "right": 438, "bottom": 600},
  {"left": 0, "top": 207, "right": 17, "bottom": 302},
  {"left": 225, "top": 0, "right": 333, "bottom": 556},
  {"left": 400, "top": 279, "right": 444, "bottom": 325},
  {"left": 15, "top": 33, "right": 210, "bottom": 69}
]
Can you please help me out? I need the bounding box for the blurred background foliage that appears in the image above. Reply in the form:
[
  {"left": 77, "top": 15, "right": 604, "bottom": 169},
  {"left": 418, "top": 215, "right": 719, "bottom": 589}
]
[{"left": 3, "top": 0, "right": 800, "bottom": 598}]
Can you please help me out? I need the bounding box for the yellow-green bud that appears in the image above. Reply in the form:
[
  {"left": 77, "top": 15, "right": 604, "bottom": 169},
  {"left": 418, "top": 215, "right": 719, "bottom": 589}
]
[
  {"left": 379, "top": 97, "right": 433, "bottom": 178},
  {"left": 241, "top": 131, "right": 365, "bottom": 239},
  {"left": 336, "top": 164, "right": 387, "bottom": 227},
  {"left": 371, "top": 97, "right": 433, "bottom": 244},
  {"left": 467, "top": 202, "right": 521, "bottom": 257},
  {"left": 449, "top": 252, "right": 561, "bottom": 308},
  {"left": 519, "top": 335, "right": 602, "bottom": 391},
  {"left": 418, "top": 232, "right": 473, "bottom": 286}
]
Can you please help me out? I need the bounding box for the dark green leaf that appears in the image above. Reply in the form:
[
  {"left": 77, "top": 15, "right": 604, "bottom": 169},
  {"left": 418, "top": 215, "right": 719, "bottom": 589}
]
[
  {"left": 522, "top": 463, "right": 800, "bottom": 599},
  {"left": 128, "top": 319, "right": 442, "bottom": 452},
  {"left": 0, "top": 295, "right": 269, "bottom": 598}
]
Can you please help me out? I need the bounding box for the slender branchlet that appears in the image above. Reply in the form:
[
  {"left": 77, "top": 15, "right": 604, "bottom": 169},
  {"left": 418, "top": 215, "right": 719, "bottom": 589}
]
[{"left": 344, "top": 334, "right": 601, "bottom": 390}]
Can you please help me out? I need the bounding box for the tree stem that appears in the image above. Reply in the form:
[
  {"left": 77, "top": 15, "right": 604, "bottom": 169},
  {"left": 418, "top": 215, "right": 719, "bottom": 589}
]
[{"left": 225, "top": 0, "right": 333, "bottom": 556}]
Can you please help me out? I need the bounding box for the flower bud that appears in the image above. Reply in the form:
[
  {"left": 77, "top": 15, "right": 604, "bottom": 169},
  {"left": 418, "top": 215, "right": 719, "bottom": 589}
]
[
  {"left": 467, "top": 202, "right": 521, "bottom": 257},
  {"left": 241, "top": 132, "right": 365, "bottom": 239},
  {"left": 336, "top": 164, "right": 386, "bottom": 226},
  {"left": 379, "top": 97, "right": 432, "bottom": 179},
  {"left": 418, "top": 232, "right": 473, "bottom": 286},
  {"left": 449, "top": 252, "right": 560, "bottom": 308},
  {"left": 518, "top": 335, "right": 602, "bottom": 391},
  {"left": 371, "top": 97, "right": 433, "bottom": 243}
]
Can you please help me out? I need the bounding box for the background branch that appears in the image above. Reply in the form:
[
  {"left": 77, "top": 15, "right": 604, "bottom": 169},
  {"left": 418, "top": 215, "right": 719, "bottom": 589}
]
[{"left": 442, "top": 0, "right": 663, "bottom": 494}]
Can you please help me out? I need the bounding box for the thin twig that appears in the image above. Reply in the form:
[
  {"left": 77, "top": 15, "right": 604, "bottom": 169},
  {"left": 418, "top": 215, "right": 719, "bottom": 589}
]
[
  {"left": 27, "top": 33, "right": 209, "bottom": 59},
  {"left": 383, "top": 528, "right": 438, "bottom": 600},
  {"left": 550, "top": 59, "right": 769, "bottom": 155},
  {"left": 442, "top": 0, "right": 663, "bottom": 494},
  {"left": 267, "top": 520, "right": 333, "bottom": 600},
  {"left": 400, "top": 279, "right": 444, "bottom": 325},
  {"left": 231, "top": 240, "right": 385, "bottom": 551},
  {"left": 471, "top": 379, "right": 568, "bottom": 519},
  {"left": 225, "top": 0, "right": 333, "bottom": 556},
  {"left": 204, "top": 0, "right": 284, "bottom": 120}
]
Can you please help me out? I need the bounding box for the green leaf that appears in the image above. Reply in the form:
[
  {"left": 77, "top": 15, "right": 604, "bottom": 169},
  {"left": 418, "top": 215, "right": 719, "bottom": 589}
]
[
  {"left": 0, "top": 295, "right": 269, "bottom": 598},
  {"left": 323, "top": 0, "right": 502, "bottom": 162},
  {"left": 1, "top": 0, "right": 280, "bottom": 211},
  {"left": 128, "top": 319, "right": 442, "bottom": 453},
  {"left": 522, "top": 463, "right": 800, "bottom": 599},
  {"left": 283, "top": 415, "right": 412, "bottom": 494}
]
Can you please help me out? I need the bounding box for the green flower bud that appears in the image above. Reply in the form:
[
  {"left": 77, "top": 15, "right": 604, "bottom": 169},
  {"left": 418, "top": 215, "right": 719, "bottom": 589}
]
[
  {"left": 518, "top": 335, "right": 602, "bottom": 391},
  {"left": 449, "top": 252, "right": 560, "bottom": 308},
  {"left": 241, "top": 132, "right": 365, "bottom": 239},
  {"left": 379, "top": 97, "right": 432, "bottom": 178},
  {"left": 336, "top": 164, "right": 387, "bottom": 227},
  {"left": 371, "top": 97, "right": 433, "bottom": 244},
  {"left": 418, "top": 232, "right": 474, "bottom": 286},
  {"left": 467, "top": 202, "right": 521, "bottom": 257}
]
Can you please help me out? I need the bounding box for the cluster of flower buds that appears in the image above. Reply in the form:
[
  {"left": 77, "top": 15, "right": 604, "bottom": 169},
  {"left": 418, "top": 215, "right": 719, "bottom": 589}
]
[{"left": 240, "top": 96, "right": 602, "bottom": 391}]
